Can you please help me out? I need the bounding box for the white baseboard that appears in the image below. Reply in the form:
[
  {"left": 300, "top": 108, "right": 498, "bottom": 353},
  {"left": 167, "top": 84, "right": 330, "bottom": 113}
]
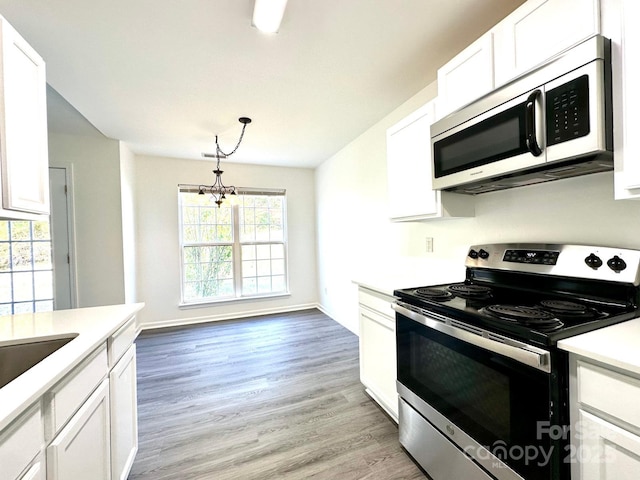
[{"left": 140, "top": 303, "right": 321, "bottom": 331}]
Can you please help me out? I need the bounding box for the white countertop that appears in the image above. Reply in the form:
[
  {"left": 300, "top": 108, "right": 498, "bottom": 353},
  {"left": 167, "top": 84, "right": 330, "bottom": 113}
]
[
  {"left": 0, "top": 303, "right": 144, "bottom": 431},
  {"left": 353, "top": 259, "right": 465, "bottom": 297},
  {"left": 558, "top": 317, "right": 640, "bottom": 376}
]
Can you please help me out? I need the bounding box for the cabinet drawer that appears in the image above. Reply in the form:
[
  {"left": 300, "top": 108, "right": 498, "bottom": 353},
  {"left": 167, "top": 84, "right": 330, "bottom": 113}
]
[
  {"left": 109, "top": 316, "right": 136, "bottom": 367},
  {"left": 0, "top": 402, "right": 43, "bottom": 480},
  {"left": 358, "top": 289, "right": 395, "bottom": 320},
  {"left": 47, "top": 344, "right": 108, "bottom": 436},
  {"left": 577, "top": 360, "right": 640, "bottom": 428}
]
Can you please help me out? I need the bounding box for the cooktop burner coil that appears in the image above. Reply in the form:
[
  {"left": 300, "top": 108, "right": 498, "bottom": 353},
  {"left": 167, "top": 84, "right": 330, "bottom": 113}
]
[
  {"left": 483, "top": 304, "right": 564, "bottom": 331},
  {"left": 414, "top": 287, "right": 453, "bottom": 302},
  {"left": 447, "top": 283, "right": 493, "bottom": 299}
]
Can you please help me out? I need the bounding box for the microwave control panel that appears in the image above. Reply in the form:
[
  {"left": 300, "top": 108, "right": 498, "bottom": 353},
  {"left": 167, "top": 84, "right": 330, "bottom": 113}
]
[{"left": 546, "top": 74, "right": 590, "bottom": 146}]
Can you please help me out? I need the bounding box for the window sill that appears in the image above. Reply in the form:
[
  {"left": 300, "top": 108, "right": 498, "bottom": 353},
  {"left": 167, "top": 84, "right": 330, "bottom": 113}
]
[{"left": 178, "top": 292, "right": 291, "bottom": 309}]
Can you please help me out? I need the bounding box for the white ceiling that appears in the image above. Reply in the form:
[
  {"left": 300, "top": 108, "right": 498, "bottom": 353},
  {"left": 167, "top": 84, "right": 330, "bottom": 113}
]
[{"left": 0, "top": 0, "right": 524, "bottom": 168}]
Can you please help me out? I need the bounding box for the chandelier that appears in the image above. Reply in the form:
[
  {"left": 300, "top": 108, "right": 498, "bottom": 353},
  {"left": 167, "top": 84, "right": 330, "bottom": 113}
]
[{"left": 199, "top": 117, "right": 252, "bottom": 207}]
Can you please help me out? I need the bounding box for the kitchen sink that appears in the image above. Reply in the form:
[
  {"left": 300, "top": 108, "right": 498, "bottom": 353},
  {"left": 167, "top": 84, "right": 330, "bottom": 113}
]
[{"left": 0, "top": 334, "right": 78, "bottom": 389}]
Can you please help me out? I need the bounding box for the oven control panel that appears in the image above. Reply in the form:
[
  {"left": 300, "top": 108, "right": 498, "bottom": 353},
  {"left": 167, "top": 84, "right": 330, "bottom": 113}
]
[
  {"left": 503, "top": 249, "right": 560, "bottom": 265},
  {"left": 465, "top": 243, "right": 640, "bottom": 286}
]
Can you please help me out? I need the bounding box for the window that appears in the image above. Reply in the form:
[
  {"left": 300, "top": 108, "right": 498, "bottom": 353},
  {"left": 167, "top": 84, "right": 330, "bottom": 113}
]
[
  {"left": 179, "top": 188, "right": 287, "bottom": 304},
  {"left": 0, "top": 220, "right": 54, "bottom": 315}
]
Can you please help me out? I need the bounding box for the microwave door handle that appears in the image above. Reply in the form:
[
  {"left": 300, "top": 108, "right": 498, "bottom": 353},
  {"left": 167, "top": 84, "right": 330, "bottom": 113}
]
[{"left": 525, "top": 90, "right": 543, "bottom": 156}]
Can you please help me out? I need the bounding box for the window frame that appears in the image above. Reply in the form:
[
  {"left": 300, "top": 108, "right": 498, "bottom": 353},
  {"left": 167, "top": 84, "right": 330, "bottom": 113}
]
[
  {"left": 178, "top": 186, "right": 289, "bottom": 307},
  {"left": 0, "top": 219, "right": 54, "bottom": 315}
]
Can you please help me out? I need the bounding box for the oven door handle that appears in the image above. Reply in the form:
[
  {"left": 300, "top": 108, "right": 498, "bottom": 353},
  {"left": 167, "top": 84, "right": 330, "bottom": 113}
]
[{"left": 392, "top": 303, "right": 551, "bottom": 373}]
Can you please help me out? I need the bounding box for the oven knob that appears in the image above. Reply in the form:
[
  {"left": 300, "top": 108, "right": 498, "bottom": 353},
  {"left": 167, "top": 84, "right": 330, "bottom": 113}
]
[
  {"left": 584, "top": 253, "right": 603, "bottom": 269},
  {"left": 468, "top": 249, "right": 479, "bottom": 259},
  {"left": 478, "top": 249, "right": 490, "bottom": 260},
  {"left": 607, "top": 255, "right": 627, "bottom": 272}
]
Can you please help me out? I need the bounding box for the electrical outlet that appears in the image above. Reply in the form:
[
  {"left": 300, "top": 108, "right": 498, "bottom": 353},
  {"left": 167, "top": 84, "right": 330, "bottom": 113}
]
[{"left": 425, "top": 237, "right": 434, "bottom": 253}]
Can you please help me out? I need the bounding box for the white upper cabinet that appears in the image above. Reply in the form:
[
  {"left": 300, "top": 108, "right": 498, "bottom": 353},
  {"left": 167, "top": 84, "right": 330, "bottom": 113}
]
[
  {"left": 0, "top": 15, "right": 49, "bottom": 219},
  {"left": 387, "top": 100, "right": 473, "bottom": 221},
  {"left": 436, "top": 32, "right": 494, "bottom": 119},
  {"left": 493, "top": 0, "right": 601, "bottom": 87},
  {"left": 607, "top": 0, "right": 640, "bottom": 199}
]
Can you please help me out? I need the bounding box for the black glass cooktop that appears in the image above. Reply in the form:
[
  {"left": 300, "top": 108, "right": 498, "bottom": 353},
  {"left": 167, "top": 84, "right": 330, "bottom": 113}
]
[{"left": 394, "top": 280, "right": 638, "bottom": 347}]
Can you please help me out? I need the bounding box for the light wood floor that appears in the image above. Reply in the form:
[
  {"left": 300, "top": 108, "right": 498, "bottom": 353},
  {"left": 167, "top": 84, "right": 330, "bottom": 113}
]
[{"left": 128, "top": 309, "right": 426, "bottom": 480}]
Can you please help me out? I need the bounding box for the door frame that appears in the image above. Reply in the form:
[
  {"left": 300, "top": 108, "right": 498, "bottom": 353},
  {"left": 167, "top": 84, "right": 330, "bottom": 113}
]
[{"left": 49, "top": 164, "right": 78, "bottom": 309}]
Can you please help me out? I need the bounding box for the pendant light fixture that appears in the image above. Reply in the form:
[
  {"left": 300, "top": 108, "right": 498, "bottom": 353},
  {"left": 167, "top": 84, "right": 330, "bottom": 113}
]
[{"left": 199, "top": 117, "right": 252, "bottom": 207}]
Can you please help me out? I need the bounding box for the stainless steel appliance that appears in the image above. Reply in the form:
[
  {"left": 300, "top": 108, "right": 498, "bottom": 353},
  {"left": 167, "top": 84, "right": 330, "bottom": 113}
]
[
  {"left": 431, "top": 36, "right": 613, "bottom": 194},
  {"left": 393, "top": 243, "right": 640, "bottom": 480}
]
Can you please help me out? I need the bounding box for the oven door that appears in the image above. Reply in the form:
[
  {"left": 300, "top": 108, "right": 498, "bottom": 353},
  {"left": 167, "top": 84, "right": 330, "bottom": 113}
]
[{"left": 394, "top": 303, "right": 568, "bottom": 480}]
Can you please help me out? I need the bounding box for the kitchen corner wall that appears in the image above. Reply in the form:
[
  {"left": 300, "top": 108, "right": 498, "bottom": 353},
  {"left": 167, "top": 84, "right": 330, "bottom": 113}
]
[
  {"left": 133, "top": 155, "right": 318, "bottom": 329},
  {"left": 316, "top": 80, "right": 640, "bottom": 334},
  {"left": 47, "top": 87, "right": 126, "bottom": 308}
]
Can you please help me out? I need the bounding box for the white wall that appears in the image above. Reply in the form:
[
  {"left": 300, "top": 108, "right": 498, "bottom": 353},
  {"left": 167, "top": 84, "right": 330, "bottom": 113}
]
[
  {"left": 316, "top": 81, "right": 640, "bottom": 334},
  {"left": 133, "top": 155, "right": 318, "bottom": 328},
  {"left": 119, "top": 142, "right": 137, "bottom": 303},
  {"left": 47, "top": 88, "right": 126, "bottom": 308}
]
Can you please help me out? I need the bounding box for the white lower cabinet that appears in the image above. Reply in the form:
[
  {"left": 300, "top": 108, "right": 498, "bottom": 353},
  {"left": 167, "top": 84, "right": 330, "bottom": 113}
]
[
  {"left": 358, "top": 287, "right": 398, "bottom": 421},
  {"left": 19, "top": 455, "right": 45, "bottom": 480},
  {"left": 47, "top": 379, "right": 111, "bottom": 480},
  {"left": 0, "top": 403, "right": 43, "bottom": 480},
  {"left": 109, "top": 344, "right": 138, "bottom": 480},
  {"left": 570, "top": 356, "right": 640, "bottom": 479},
  {"left": 575, "top": 409, "right": 640, "bottom": 479}
]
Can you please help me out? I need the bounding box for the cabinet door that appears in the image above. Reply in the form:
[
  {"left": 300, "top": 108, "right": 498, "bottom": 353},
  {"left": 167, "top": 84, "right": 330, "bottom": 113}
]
[
  {"left": 0, "top": 17, "right": 49, "bottom": 215},
  {"left": 494, "top": 0, "right": 600, "bottom": 86},
  {"left": 437, "top": 32, "right": 494, "bottom": 117},
  {"left": 575, "top": 409, "right": 640, "bottom": 480},
  {"left": 612, "top": 0, "right": 640, "bottom": 198},
  {"left": 359, "top": 306, "right": 397, "bottom": 420},
  {"left": 110, "top": 344, "right": 138, "bottom": 480},
  {"left": 19, "top": 456, "right": 45, "bottom": 480},
  {"left": 387, "top": 101, "right": 439, "bottom": 220},
  {"left": 47, "top": 379, "right": 111, "bottom": 480}
]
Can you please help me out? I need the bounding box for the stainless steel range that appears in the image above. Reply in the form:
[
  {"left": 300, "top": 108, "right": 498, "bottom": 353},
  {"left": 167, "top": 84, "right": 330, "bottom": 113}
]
[{"left": 393, "top": 243, "right": 640, "bottom": 480}]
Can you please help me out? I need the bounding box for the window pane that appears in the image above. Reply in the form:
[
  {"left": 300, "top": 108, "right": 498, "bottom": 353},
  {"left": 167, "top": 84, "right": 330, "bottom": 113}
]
[
  {"left": 34, "top": 271, "right": 53, "bottom": 299},
  {"left": 272, "top": 259, "right": 285, "bottom": 275},
  {"left": 10, "top": 222, "right": 31, "bottom": 241},
  {"left": 243, "top": 277, "right": 257, "bottom": 295},
  {"left": 256, "top": 245, "right": 271, "bottom": 259},
  {"left": 0, "top": 222, "right": 8, "bottom": 241},
  {"left": 33, "top": 221, "right": 50, "bottom": 240},
  {"left": 0, "top": 244, "right": 9, "bottom": 272},
  {"left": 272, "top": 275, "right": 286, "bottom": 292},
  {"left": 13, "top": 272, "right": 34, "bottom": 302},
  {"left": 34, "top": 243, "right": 52, "bottom": 270},
  {"left": 256, "top": 225, "right": 270, "bottom": 241},
  {"left": 12, "top": 243, "right": 33, "bottom": 271},
  {"left": 257, "top": 277, "right": 271, "bottom": 293},
  {"left": 257, "top": 260, "right": 271, "bottom": 277},
  {"left": 242, "top": 260, "right": 256, "bottom": 277},
  {"left": 242, "top": 245, "right": 256, "bottom": 261},
  {"left": 271, "top": 244, "right": 284, "bottom": 259},
  {"left": 0, "top": 273, "right": 11, "bottom": 303},
  {"left": 182, "top": 245, "right": 234, "bottom": 301}
]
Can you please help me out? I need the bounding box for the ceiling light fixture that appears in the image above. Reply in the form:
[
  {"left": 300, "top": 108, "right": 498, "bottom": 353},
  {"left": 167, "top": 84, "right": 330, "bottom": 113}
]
[
  {"left": 199, "top": 117, "right": 252, "bottom": 207},
  {"left": 252, "top": 0, "right": 288, "bottom": 34}
]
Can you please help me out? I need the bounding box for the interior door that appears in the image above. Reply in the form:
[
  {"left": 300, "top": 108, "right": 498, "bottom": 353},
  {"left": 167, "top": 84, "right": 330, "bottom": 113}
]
[{"left": 49, "top": 167, "right": 74, "bottom": 309}]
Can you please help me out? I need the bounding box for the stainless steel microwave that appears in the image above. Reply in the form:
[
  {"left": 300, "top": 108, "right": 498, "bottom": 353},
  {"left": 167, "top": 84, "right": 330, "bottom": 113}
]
[{"left": 431, "top": 35, "right": 613, "bottom": 194}]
